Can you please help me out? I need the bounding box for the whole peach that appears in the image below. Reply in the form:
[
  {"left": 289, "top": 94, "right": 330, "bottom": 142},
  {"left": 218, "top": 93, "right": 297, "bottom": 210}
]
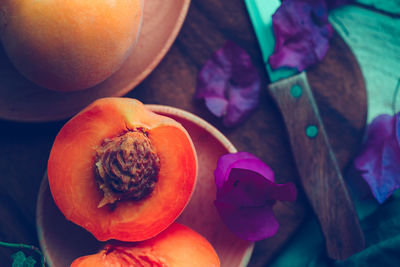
[{"left": 0, "top": 0, "right": 143, "bottom": 91}]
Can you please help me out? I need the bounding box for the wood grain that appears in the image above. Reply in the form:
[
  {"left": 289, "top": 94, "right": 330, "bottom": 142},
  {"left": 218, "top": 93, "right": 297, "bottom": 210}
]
[
  {"left": 269, "top": 72, "right": 365, "bottom": 260},
  {"left": 0, "top": 0, "right": 368, "bottom": 266},
  {"left": 126, "top": 2, "right": 367, "bottom": 264}
]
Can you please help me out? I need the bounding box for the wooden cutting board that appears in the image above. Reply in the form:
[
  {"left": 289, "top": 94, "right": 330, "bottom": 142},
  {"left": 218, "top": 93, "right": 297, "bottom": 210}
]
[
  {"left": 0, "top": 0, "right": 366, "bottom": 265},
  {"left": 126, "top": 2, "right": 367, "bottom": 265}
]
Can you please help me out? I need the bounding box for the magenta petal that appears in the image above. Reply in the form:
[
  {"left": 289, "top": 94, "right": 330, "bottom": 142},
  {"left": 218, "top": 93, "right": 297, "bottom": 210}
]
[
  {"left": 195, "top": 41, "right": 260, "bottom": 127},
  {"left": 364, "top": 114, "right": 393, "bottom": 145},
  {"left": 214, "top": 200, "right": 279, "bottom": 241},
  {"left": 265, "top": 181, "right": 298, "bottom": 202},
  {"left": 217, "top": 168, "right": 297, "bottom": 207},
  {"left": 229, "top": 158, "right": 275, "bottom": 182},
  {"left": 269, "top": 0, "right": 333, "bottom": 72},
  {"left": 217, "top": 168, "right": 274, "bottom": 207},
  {"left": 354, "top": 114, "right": 400, "bottom": 203},
  {"left": 214, "top": 152, "right": 274, "bottom": 189},
  {"left": 214, "top": 152, "right": 297, "bottom": 241}
]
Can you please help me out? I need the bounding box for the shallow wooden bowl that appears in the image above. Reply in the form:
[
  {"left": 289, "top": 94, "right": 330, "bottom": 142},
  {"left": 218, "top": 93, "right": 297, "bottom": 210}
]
[
  {"left": 0, "top": 0, "right": 190, "bottom": 122},
  {"left": 36, "top": 105, "right": 254, "bottom": 267}
]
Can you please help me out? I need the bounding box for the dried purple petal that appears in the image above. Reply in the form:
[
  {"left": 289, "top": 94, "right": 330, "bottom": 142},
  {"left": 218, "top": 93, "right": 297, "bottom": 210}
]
[
  {"left": 214, "top": 152, "right": 297, "bottom": 241},
  {"left": 195, "top": 41, "right": 260, "bottom": 127},
  {"left": 269, "top": 0, "right": 333, "bottom": 72},
  {"left": 354, "top": 113, "right": 400, "bottom": 203}
]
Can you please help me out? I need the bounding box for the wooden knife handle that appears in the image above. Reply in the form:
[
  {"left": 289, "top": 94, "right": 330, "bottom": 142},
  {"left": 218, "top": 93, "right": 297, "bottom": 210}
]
[{"left": 268, "top": 72, "right": 365, "bottom": 260}]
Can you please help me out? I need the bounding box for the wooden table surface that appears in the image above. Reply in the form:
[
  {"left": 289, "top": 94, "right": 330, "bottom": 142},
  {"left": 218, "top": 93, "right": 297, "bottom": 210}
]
[{"left": 0, "top": 0, "right": 399, "bottom": 266}]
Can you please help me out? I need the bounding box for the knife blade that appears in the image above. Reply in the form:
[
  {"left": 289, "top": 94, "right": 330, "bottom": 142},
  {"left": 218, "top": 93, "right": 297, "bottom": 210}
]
[{"left": 244, "top": 0, "right": 365, "bottom": 260}]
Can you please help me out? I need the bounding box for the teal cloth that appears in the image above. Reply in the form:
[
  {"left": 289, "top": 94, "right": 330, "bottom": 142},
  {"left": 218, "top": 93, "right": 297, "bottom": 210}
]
[{"left": 270, "top": 191, "right": 400, "bottom": 267}]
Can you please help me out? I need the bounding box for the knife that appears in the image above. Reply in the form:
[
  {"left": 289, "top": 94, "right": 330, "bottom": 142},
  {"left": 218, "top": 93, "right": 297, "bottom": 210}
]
[{"left": 244, "top": 0, "right": 365, "bottom": 260}]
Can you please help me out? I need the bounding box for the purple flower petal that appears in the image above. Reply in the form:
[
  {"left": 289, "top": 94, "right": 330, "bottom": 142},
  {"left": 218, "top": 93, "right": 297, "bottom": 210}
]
[
  {"left": 214, "top": 152, "right": 274, "bottom": 189},
  {"left": 214, "top": 152, "right": 297, "bottom": 241},
  {"left": 214, "top": 200, "right": 279, "bottom": 241},
  {"left": 204, "top": 97, "right": 228, "bottom": 117},
  {"left": 269, "top": 0, "right": 333, "bottom": 72},
  {"left": 196, "top": 41, "right": 260, "bottom": 127},
  {"left": 354, "top": 113, "right": 400, "bottom": 203},
  {"left": 217, "top": 168, "right": 297, "bottom": 207}
]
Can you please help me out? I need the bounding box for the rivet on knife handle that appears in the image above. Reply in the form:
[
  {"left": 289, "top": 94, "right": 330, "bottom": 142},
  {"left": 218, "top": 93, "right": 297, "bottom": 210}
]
[{"left": 268, "top": 72, "right": 365, "bottom": 260}]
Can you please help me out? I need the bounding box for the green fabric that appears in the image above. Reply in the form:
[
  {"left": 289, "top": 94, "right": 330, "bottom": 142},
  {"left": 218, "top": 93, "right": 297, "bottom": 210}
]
[{"left": 270, "top": 191, "right": 400, "bottom": 267}]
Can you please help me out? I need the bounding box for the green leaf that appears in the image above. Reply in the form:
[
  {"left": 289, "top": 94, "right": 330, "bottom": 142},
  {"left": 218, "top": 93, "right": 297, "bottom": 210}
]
[
  {"left": 24, "top": 256, "right": 36, "bottom": 267},
  {"left": 11, "top": 251, "right": 37, "bottom": 267},
  {"left": 11, "top": 251, "right": 26, "bottom": 267}
]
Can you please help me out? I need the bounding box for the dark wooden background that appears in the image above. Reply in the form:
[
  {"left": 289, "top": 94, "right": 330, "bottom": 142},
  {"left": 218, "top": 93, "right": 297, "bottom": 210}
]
[{"left": 0, "top": 0, "right": 369, "bottom": 266}]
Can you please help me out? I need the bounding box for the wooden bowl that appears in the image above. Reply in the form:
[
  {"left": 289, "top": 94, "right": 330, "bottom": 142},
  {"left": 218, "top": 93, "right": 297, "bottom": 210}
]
[
  {"left": 36, "top": 105, "right": 254, "bottom": 267},
  {"left": 0, "top": 0, "right": 190, "bottom": 122}
]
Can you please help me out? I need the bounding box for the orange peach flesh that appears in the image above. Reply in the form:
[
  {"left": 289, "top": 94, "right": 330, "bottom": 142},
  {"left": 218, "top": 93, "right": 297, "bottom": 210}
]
[
  {"left": 70, "top": 223, "right": 220, "bottom": 267},
  {"left": 48, "top": 98, "right": 197, "bottom": 241}
]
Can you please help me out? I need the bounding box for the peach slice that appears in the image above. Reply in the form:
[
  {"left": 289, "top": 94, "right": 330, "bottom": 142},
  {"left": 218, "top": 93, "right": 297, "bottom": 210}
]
[
  {"left": 71, "top": 223, "right": 220, "bottom": 267},
  {"left": 48, "top": 98, "right": 198, "bottom": 241}
]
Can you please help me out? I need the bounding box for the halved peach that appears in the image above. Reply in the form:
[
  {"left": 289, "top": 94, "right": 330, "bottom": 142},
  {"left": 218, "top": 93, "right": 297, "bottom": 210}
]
[
  {"left": 47, "top": 98, "right": 197, "bottom": 241},
  {"left": 70, "top": 223, "right": 220, "bottom": 267}
]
